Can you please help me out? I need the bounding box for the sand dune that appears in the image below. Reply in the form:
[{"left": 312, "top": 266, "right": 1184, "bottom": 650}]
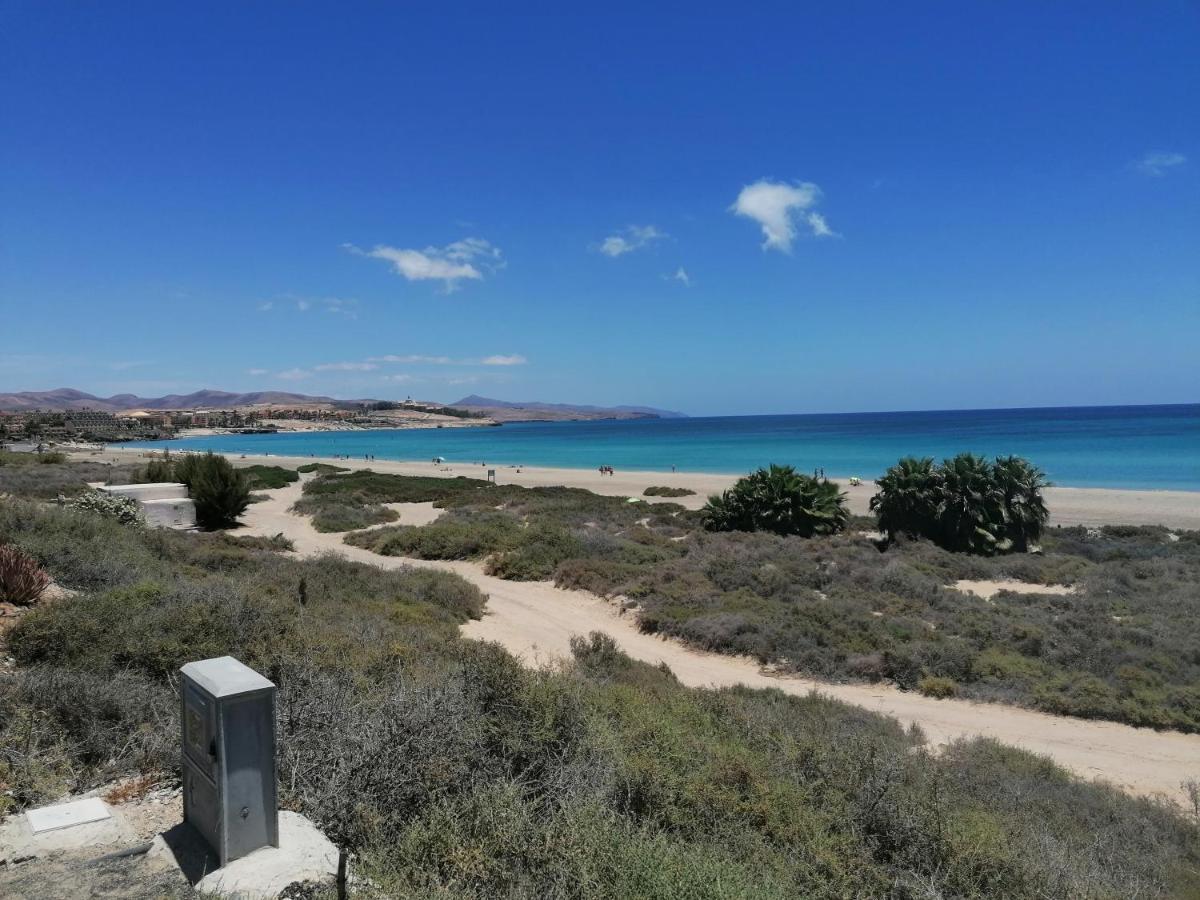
[{"left": 239, "top": 479, "right": 1200, "bottom": 808}]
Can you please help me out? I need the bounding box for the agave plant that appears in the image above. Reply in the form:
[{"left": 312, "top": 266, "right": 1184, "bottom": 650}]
[
  {"left": 703, "top": 464, "right": 848, "bottom": 537},
  {"left": 870, "top": 456, "right": 941, "bottom": 541},
  {"left": 0, "top": 543, "right": 50, "bottom": 606}
]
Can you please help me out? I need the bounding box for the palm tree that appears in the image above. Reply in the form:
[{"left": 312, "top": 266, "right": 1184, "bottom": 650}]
[
  {"left": 703, "top": 464, "right": 847, "bottom": 537},
  {"left": 992, "top": 455, "right": 1050, "bottom": 551},
  {"left": 937, "top": 452, "right": 1007, "bottom": 554},
  {"left": 870, "top": 456, "right": 940, "bottom": 541}
]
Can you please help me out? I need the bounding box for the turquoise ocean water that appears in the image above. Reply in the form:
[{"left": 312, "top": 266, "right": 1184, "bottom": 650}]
[{"left": 120, "top": 404, "right": 1200, "bottom": 491}]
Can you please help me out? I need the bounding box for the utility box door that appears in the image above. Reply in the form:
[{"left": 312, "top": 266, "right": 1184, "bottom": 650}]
[{"left": 222, "top": 694, "right": 277, "bottom": 860}]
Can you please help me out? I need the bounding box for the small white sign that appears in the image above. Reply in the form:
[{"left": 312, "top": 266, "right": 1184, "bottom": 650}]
[{"left": 26, "top": 797, "right": 112, "bottom": 834}]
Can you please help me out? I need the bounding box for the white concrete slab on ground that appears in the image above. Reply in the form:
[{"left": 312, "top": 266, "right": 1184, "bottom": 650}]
[
  {"left": 27, "top": 797, "right": 111, "bottom": 833},
  {"left": 149, "top": 811, "right": 337, "bottom": 899},
  {"left": 1, "top": 801, "right": 136, "bottom": 862}
]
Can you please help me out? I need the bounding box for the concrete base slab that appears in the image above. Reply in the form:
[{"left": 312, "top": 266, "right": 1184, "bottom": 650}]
[
  {"left": 27, "top": 797, "right": 111, "bottom": 834},
  {"left": 1, "top": 802, "right": 136, "bottom": 862},
  {"left": 149, "top": 811, "right": 337, "bottom": 899}
]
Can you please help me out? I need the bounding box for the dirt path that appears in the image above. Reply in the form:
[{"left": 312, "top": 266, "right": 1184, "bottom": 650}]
[{"left": 240, "top": 480, "right": 1200, "bottom": 807}]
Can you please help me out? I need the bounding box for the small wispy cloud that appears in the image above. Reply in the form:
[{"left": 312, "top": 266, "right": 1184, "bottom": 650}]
[
  {"left": 480, "top": 354, "right": 527, "bottom": 366},
  {"left": 276, "top": 368, "right": 310, "bottom": 381},
  {"left": 314, "top": 361, "right": 379, "bottom": 372},
  {"left": 730, "top": 179, "right": 837, "bottom": 252},
  {"left": 368, "top": 354, "right": 455, "bottom": 365},
  {"left": 344, "top": 238, "right": 504, "bottom": 291},
  {"left": 246, "top": 368, "right": 269, "bottom": 376},
  {"left": 666, "top": 267, "right": 690, "bottom": 286},
  {"left": 596, "top": 225, "right": 666, "bottom": 258},
  {"left": 1136, "top": 151, "right": 1186, "bottom": 176},
  {"left": 258, "top": 296, "right": 358, "bottom": 318},
  {"left": 109, "top": 360, "right": 153, "bottom": 371}
]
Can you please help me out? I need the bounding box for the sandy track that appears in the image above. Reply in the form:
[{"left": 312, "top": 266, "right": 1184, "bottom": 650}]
[{"left": 240, "top": 480, "right": 1200, "bottom": 807}]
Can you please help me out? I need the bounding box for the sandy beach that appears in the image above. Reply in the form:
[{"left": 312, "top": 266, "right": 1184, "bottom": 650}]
[{"left": 94, "top": 445, "right": 1200, "bottom": 529}]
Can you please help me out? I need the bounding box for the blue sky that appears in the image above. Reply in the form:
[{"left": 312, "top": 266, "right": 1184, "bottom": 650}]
[{"left": 2, "top": 2, "right": 1197, "bottom": 416}]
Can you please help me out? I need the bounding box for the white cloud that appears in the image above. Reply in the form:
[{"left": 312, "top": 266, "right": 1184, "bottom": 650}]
[
  {"left": 597, "top": 224, "right": 666, "bottom": 257},
  {"left": 314, "top": 361, "right": 379, "bottom": 372},
  {"left": 257, "top": 301, "right": 274, "bottom": 312},
  {"left": 382, "top": 374, "right": 416, "bottom": 384},
  {"left": 247, "top": 368, "right": 269, "bottom": 376},
  {"left": 276, "top": 368, "right": 310, "bottom": 381},
  {"left": 480, "top": 354, "right": 527, "bottom": 366},
  {"left": 295, "top": 299, "right": 312, "bottom": 311},
  {"left": 730, "top": 179, "right": 836, "bottom": 252},
  {"left": 344, "top": 238, "right": 503, "bottom": 290},
  {"left": 1136, "top": 151, "right": 1186, "bottom": 176},
  {"left": 668, "top": 267, "right": 690, "bottom": 286}
]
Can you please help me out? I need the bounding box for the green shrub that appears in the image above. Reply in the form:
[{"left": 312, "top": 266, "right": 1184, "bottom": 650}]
[
  {"left": 173, "top": 452, "right": 250, "bottom": 529},
  {"left": 240, "top": 464, "right": 300, "bottom": 490},
  {"left": 296, "top": 462, "right": 348, "bottom": 474},
  {"left": 309, "top": 502, "right": 398, "bottom": 533},
  {"left": 872, "top": 454, "right": 1049, "bottom": 555},
  {"left": 644, "top": 485, "right": 695, "bottom": 497},
  {"left": 703, "top": 465, "right": 847, "bottom": 537},
  {"left": 139, "top": 458, "right": 176, "bottom": 482},
  {"left": 918, "top": 676, "right": 958, "bottom": 698}
]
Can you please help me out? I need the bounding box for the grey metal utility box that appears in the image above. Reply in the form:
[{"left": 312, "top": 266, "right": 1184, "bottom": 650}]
[{"left": 180, "top": 656, "right": 279, "bottom": 866}]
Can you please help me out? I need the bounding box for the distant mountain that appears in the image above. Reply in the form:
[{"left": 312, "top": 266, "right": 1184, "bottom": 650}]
[
  {"left": 452, "top": 395, "right": 686, "bottom": 421},
  {"left": 0, "top": 388, "right": 346, "bottom": 412}
]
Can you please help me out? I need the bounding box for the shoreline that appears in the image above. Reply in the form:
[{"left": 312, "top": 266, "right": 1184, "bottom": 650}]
[{"left": 92, "top": 445, "right": 1200, "bottom": 529}]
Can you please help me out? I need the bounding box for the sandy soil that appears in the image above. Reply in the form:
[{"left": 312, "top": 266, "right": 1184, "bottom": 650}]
[
  {"left": 953, "top": 579, "right": 1076, "bottom": 600},
  {"left": 238, "top": 479, "right": 1200, "bottom": 807},
  {"left": 93, "top": 446, "right": 1200, "bottom": 528}
]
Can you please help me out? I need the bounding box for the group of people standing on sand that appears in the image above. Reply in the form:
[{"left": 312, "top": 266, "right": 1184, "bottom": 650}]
[{"left": 598, "top": 465, "right": 615, "bottom": 476}]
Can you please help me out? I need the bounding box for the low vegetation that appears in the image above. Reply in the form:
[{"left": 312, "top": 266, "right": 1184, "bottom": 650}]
[
  {"left": 0, "top": 481, "right": 1197, "bottom": 897},
  {"left": 644, "top": 485, "right": 695, "bottom": 497},
  {"left": 336, "top": 468, "right": 1200, "bottom": 732},
  {"left": 67, "top": 488, "right": 143, "bottom": 525},
  {"left": 872, "top": 454, "right": 1050, "bottom": 554},
  {"left": 703, "top": 465, "right": 848, "bottom": 537},
  {"left": 296, "top": 462, "right": 348, "bottom": 474},
  {"left": 293, "top": 469, "right": 494, "bottom": 533},
  {"left": 0, "top": 453, "right": 142, "bottom": 499},
  {"left": 0, "top": 449, "right": 67, "bottom": 466},
  {"left": 239, "top": 464, "right": 300, "bottom": 490},
  {"left": 345, "top": 478, "right": 691, "bottom": 582}
]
